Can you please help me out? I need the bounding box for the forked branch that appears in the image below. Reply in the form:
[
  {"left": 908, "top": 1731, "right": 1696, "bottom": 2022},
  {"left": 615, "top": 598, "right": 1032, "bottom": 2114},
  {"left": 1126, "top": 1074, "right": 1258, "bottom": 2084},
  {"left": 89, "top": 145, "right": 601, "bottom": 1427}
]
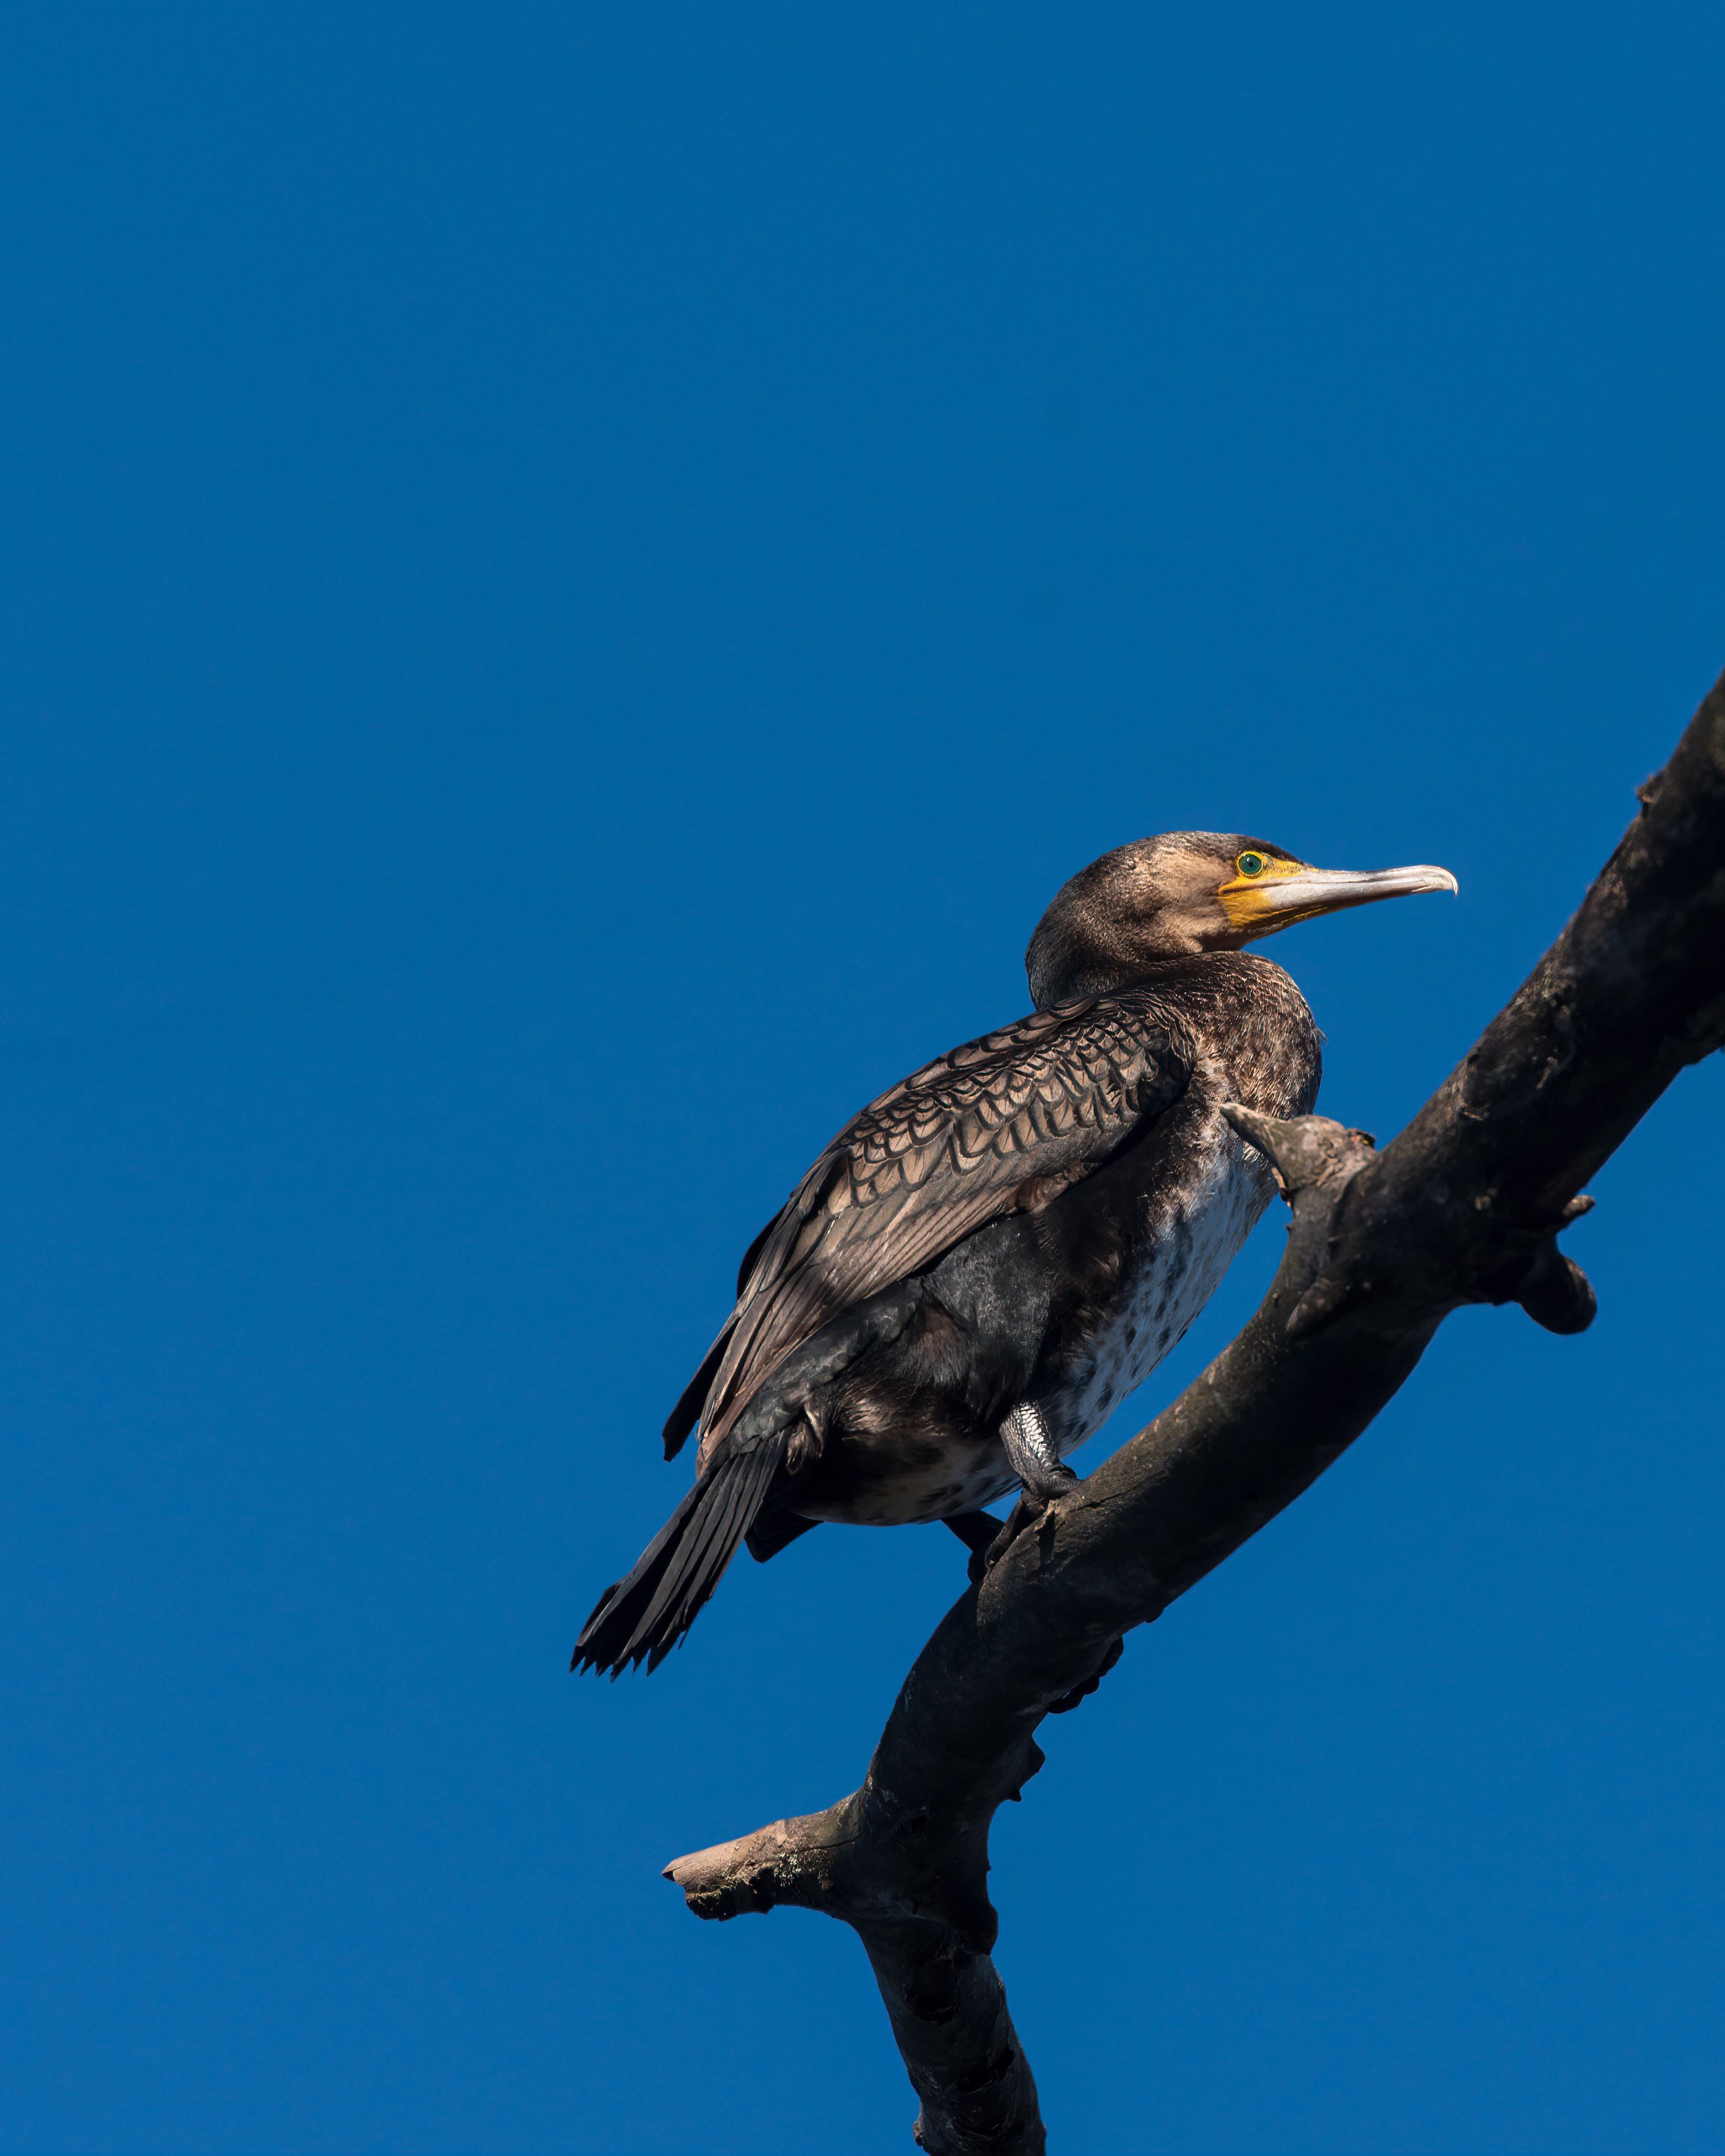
[{"left": 667, "top": 672, "right": 1725, "bottom": 2155}]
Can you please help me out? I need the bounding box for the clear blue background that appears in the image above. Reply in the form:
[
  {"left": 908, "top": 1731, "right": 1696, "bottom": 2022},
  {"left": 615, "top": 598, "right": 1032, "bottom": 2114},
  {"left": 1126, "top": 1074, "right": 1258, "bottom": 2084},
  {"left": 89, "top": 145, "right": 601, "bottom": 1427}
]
[{"left": 1, "top": 7, "right": 1721, "bottom": 2152}]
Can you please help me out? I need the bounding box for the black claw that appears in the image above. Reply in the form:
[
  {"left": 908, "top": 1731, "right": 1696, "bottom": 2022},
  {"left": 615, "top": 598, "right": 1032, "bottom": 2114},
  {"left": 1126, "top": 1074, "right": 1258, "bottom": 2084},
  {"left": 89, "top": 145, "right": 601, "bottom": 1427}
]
[
  {"left": 1018, "top": 1465, "right": 1080, "bottom": 1505},
  {"left": 981, "top": 1475, "right": 1082, "bottom": 1575},
  {"left": 982, "top": 1494, "right": 1038, "bottom": 1573}
]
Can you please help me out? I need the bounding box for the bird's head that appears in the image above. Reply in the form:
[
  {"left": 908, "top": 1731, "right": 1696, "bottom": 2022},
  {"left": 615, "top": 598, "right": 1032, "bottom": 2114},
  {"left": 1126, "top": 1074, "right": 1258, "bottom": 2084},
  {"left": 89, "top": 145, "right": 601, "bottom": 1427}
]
[{"left": 1025, "top": 832, "right": 1458, "bottom": 1008}]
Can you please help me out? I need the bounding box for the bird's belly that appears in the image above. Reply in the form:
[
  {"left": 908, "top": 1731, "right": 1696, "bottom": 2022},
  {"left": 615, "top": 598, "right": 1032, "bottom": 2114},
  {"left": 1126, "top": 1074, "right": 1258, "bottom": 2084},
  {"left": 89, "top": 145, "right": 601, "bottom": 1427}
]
[
  {"left": 791, "top": 1428, "right": 1020, "bottom": 1525},
  {"left": 1047, "top": 1140, "right": 1272, "bottom": 1455},
  {"left": 757, "top": 1127, "right": 1275, "bottom": 1529}
]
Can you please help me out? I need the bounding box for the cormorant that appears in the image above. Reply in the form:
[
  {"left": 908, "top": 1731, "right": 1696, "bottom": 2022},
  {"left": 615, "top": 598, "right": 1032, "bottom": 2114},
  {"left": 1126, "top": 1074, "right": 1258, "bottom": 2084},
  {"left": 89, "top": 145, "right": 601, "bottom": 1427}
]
[{"left": 575, "top": 832, "right": 1456, "bottom": 1675}]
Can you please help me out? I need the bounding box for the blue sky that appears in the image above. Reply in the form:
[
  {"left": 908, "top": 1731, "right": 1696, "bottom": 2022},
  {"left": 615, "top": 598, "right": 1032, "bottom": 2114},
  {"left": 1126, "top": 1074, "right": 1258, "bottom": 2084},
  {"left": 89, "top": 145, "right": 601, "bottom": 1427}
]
[{"left": 1, "top": 7, "right": 1723, "bottom": 2151}]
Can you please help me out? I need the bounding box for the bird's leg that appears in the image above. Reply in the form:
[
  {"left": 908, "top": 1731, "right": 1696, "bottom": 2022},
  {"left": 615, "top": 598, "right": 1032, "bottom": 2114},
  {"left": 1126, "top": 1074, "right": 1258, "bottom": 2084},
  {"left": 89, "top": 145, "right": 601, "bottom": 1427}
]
[
  {"left": 998, "top": 1399, "right": 1079, "bottom": 1503},
  {"left": 985, "top": 1401, "right": 1081, "bottom": 1572},
  {"left": 944, "top": 1509, "right": 1006, "bottom": 1585}
]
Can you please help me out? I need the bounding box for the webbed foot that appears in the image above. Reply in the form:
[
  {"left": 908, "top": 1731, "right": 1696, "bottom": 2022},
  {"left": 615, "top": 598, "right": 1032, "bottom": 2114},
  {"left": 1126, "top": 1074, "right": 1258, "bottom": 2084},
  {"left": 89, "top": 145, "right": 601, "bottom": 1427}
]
[
  {"left": 981, "top": 1485, "right": 1082, "bottom": 1573},
  {"left": 982, "top": 1492, "right": 1039, "bottom": 1572}
]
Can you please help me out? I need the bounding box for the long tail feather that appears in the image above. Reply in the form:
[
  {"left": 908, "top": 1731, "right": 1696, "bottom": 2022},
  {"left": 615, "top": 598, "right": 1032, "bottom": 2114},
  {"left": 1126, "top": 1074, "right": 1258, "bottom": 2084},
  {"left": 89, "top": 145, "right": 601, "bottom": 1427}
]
[{"left": 571, "top": 1442, "right": 782, "bottom": 1676}]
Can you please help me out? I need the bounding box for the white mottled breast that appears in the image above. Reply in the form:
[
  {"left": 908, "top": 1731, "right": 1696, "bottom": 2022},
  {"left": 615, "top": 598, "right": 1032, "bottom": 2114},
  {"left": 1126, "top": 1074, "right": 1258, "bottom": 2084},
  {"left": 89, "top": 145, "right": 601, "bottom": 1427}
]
[{"left": 1048, "top": 1122, "right": 1273, "bottom": 1455}]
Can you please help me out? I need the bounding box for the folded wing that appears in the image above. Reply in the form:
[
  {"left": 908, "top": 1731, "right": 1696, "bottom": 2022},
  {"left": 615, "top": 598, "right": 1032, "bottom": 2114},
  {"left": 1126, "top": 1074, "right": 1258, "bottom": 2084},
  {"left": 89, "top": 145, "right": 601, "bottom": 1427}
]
[{"left": 667, "top": 991, "right": 1192, "bottom": 1465}]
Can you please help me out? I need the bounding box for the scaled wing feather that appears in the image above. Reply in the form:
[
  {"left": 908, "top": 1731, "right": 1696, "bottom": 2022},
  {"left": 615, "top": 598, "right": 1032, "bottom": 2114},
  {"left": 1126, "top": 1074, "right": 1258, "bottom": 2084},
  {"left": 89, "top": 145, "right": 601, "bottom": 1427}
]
[{"left": 690, "top": 991, "right": 1191, "bottom": 1460}]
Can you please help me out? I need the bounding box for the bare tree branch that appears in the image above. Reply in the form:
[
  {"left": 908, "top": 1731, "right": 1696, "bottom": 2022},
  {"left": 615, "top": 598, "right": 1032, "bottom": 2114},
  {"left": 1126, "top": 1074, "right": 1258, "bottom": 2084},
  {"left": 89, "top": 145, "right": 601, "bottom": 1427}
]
[{"left": 665, "top": 673, "right": 1725, "bottom": 2155}]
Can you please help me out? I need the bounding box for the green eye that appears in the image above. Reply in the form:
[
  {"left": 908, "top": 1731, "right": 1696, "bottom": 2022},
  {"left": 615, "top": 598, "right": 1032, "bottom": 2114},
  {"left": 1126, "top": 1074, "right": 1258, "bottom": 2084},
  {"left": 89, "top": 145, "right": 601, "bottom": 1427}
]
[{"left": 1236, "top": 851, "right": 1267, "bottom": 878}]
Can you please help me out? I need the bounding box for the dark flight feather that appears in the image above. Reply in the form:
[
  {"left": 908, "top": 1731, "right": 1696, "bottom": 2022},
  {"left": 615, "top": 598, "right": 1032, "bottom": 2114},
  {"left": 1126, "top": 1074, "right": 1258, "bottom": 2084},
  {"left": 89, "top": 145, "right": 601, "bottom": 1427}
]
[
  {"left": 660, "top": 1210, "right": 784, "bottom": 1459},
  {"left": 572, "top": 1439, "right": 783, "bottom": 1675},
  {"left": 661, "top": 1327, "right": 730, "bottom": 1459}
]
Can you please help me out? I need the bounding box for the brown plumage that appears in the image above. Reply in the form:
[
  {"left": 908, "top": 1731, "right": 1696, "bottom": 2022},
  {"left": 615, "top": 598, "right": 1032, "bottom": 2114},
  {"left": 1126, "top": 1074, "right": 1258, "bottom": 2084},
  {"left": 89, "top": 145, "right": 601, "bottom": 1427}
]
[{"left": 576, "top": 830, "right": 1456, "bottom": 1675}]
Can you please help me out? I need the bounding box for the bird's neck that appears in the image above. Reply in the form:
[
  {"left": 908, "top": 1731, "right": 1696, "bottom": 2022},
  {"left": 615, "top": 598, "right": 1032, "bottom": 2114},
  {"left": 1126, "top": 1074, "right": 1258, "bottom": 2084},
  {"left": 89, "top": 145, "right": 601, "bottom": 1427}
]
[
  {"left": 1027, "top": 941, "right": 1200, "bottom": 1008},
  {"left": 1025, "top": 906, "right": 1210, "bottom": 1008}
]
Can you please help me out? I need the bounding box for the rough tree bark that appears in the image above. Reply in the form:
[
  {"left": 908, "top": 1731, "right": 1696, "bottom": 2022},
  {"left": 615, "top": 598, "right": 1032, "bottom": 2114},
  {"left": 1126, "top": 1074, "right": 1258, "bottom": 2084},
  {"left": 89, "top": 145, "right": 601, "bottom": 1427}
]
[{"left": 665, "top": 672, "right": 1725, "bottom": 2155}]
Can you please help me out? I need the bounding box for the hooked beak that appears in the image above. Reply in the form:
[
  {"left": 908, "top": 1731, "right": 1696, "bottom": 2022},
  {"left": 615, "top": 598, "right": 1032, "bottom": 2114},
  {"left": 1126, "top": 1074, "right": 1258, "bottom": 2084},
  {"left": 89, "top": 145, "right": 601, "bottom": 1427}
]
[{"left": 1226, "top": 862, "right": 1459, "bottom": 938}]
